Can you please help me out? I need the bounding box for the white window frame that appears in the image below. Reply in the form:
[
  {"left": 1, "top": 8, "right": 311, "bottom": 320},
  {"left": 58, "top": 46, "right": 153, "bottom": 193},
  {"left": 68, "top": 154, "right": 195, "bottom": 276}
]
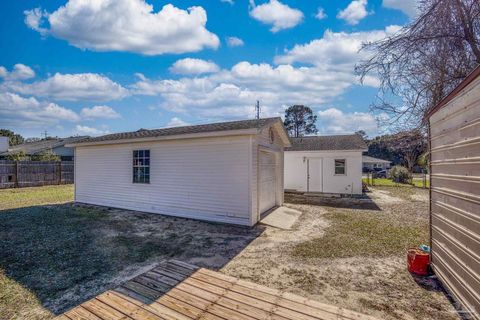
[{"left": 334, "top": 159, "right": 346, "bottom": 175}]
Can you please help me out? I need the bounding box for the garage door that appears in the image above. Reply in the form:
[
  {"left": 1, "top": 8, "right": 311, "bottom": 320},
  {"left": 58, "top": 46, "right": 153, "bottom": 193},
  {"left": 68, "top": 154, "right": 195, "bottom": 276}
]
[{"left": 259, "top": 151, "right": 277, "bottom": 214}]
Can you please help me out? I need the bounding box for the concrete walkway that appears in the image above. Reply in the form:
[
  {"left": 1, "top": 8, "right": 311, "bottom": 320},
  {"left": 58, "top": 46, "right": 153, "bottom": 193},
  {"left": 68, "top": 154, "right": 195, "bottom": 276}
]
[{"left": 260, "top": 206, "right": 302, "bottom": 229}]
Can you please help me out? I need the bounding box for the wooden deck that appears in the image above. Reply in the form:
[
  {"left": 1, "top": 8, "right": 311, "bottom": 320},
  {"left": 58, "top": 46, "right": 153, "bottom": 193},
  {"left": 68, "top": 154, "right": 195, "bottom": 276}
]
[{"left": 55, "top": 260, "right": 378, "bottom": 320}]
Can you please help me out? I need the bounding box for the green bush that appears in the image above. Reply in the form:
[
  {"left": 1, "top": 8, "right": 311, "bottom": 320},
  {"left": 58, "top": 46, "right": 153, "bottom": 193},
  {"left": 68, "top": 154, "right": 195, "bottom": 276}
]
[
  {"left": 31, "top": 150, "right": 60, "bottom": 161},
  {"left": 389, "top": 165, "right": 411, "bottom": 184}
]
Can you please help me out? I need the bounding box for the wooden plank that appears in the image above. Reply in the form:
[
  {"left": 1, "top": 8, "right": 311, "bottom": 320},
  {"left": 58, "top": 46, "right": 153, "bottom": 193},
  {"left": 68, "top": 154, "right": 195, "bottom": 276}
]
[
  {"left": 177, "top": 281, "right": 320, "bottom": 320},
  {"left": 122, "top": 281, "right": 163, "bottom": 301},
  {"left": 143, "top": 270, "right": 181, "bottom": 287},
  {"left": 114, "top": 286, "right": 153, "bottom": 305},
  {"left": 183, "top": 277, "right": 289, "bottom": 320},
  {"left": 152, "top": 267, "right": 189, "bottom": 282},
  {"left": 169, "top": 260, "right": 199, "bottom": 271},
  {"left": 65, "top": 305, "right": 111, "bottom": 320},
  {"left": 133, "top": 275, "right": 172, "bottom": 294},
  {"left": 167, "top": 288, "right": 257, "bottom": 320},
  {"left": 156, "top": 295, "right": 224, "bottom": 320},
  {"left": 54, "top": 315, "right": 74, "bottom": 320},
  {"left": 96, "top": 291, "right": 165, "bottom": 320},
  {"left": 82, "top": 299, "right": 127, "bottom": 320},
  {"left": 195, "top": 269, "right": 376, "bottom": 320}
]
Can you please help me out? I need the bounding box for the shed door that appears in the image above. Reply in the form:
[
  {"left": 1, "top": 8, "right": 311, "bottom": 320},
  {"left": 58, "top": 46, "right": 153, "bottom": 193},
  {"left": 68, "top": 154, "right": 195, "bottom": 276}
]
[
  {"left": 307, "top": 158, "right": 323, "bottom": 192},
  {"left": 259, "top": 151, "right": 277, "bottom": 214}
]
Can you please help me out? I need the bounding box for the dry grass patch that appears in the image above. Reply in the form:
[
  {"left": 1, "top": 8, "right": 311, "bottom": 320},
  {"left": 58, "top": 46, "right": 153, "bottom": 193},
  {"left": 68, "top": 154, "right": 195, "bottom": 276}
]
[{"left": 293, "top": 210, "right": 428, "bottom": 259}]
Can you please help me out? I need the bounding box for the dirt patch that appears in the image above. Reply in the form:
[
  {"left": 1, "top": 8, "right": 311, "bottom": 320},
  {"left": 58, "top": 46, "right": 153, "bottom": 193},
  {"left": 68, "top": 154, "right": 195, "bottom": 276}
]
[
  {"left": 221, "top": 187, "right": 460, "bottom": 320},
  {"left": 0, "top": 203, "right": 263, "bottom": 317}
]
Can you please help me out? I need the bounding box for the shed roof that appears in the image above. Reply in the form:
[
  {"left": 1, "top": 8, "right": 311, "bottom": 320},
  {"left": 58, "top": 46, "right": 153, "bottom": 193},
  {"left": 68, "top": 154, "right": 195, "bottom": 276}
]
[
  {"left": 426, "top": 65, "right": 480, "bottom": 119},
  {"left": 286, "top": 134, "right": 367, "bottom": 151},
  {"left": 0, "top": 136, "right": 88, "bottom": 156},
  {"left": 362, "top": 155, "right": 390, "bottom": 163},
  {"left": 67, "top": 117, "right": 290, "bottom": 147}
]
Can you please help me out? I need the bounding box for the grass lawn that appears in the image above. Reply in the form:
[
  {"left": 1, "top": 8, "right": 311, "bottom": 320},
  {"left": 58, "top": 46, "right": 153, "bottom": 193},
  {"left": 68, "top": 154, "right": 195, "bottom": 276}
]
[
  {"left": 0, "top": 185, "right": 261, "bottom": 319},
  {"left": 362, "top": 177, "right": 430, "bottom": 188},
  {"left": 0, "top": 185, "right": 74, "bottom": 210}
]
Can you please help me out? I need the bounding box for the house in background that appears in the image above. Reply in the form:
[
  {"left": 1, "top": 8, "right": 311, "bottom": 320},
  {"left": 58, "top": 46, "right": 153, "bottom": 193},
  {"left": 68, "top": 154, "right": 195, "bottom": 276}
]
[
  {"left": 362, "top": 155, "right": 391, "bottom": 171},
  {"left": 67, "top": 118, "right": 291, "bottom": 226},
  {"left": 284, "top": 135, "right": 367, "bottom": 195},
  {"left": 0, "top": 136, "right": 88, "bottom": 161}
]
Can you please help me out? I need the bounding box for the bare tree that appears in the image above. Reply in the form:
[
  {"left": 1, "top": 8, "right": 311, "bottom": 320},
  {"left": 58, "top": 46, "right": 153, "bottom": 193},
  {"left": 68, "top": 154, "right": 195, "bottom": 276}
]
[{"left": 356, "top": 0, "right": 480, "bottom": 130}]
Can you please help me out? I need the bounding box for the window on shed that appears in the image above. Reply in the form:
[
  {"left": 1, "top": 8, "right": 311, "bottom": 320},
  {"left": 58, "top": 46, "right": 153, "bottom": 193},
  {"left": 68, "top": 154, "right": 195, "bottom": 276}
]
[
  {"left": 133, "top": 150, "right": 150, "bottom": 183},
  {"left": 334, "top": 159, "right": 346, "bottom": 175}
]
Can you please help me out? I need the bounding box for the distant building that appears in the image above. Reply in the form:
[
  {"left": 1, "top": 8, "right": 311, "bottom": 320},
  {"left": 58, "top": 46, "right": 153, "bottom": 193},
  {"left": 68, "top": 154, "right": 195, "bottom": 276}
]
[
  {"left": 0, "top": 136, "right": 88, "bottom": 161},
  {"left": 284, "top": 135, "right": 368, "bottom": 195},
  {"left": 362, "top": 155, "right": 391, "bottom": 171}
]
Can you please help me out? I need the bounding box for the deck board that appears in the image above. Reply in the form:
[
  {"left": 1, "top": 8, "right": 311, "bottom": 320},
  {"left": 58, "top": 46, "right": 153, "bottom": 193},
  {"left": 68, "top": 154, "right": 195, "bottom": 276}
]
[{"left": 55, "top": 260, "right": 378, "bottom": 320}]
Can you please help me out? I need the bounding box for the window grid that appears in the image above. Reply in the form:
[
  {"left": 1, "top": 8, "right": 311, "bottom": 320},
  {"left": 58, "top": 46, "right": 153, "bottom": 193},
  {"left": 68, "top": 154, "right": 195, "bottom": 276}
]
[
  {"left": 334, "top": 159, "right": 346, "bottom": 175},
  {"left": 133, "top": 150, "right": 150, "bottom": 183}
]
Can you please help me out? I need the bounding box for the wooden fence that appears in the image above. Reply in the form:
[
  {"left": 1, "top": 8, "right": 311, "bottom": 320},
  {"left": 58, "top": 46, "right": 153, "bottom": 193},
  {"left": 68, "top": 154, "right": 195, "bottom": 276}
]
[{"left": 0, "top": 160, "right": 74, "bottom": 189}]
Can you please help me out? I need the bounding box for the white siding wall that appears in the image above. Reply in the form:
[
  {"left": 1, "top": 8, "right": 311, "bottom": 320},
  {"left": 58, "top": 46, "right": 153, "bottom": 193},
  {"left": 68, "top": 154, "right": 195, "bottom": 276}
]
[
  {"left": 250, "top": 125, "right": 285, "bottom": 223},
  {"left": 285, "top": 150, "right": 363, "bottom": 194},
  {"left": 75, "top": 135, "right": 252, "bottom": 225}
]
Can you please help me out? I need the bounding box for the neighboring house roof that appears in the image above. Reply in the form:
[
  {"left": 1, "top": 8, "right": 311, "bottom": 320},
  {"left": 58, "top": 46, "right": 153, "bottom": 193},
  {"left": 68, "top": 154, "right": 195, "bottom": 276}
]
[
  {"left": 67, "top": 117, "right": 291, "bottom": 147},
  {"left": 0, "top": 136, "right": 88, "bottom": 156},
  {"left": 362, "top": 155, "right": 391, "bottom": 163},
  {"left": 286, "top": 135, "right": 367, "bottom": 151}
]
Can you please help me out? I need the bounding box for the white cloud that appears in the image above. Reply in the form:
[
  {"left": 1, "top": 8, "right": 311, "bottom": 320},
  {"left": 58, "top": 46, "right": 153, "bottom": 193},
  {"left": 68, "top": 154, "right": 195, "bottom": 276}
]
[
  {"left": 249, "top": 0, "right": 303, "bottom": 32},
  {"left": 169, "top": 58, "right": 220, "bottom": 75},
  {"left": 0, "top": 64, "right": 36, "bottom": 81},
  {"left": 0, "top": 92, "right": 80, "bottom": 129},
  {"left": 274, "top": 26, "right": 399, "bottom": 73},
  {"left": 337, "top": 0, "right": 369, "bottom": 25},
  {"left": 128, "top": 25, "right": 400, "bottom": 121},
  {"left": 382, "top": 0, "right": 418, "bottom": 19},
  {"left": 24, "top": 0, "right": 219, "bottom": 55},
  {"left": 167, "top": 117, "right": 189, "bottom": 127},
  {"left": 317, "top": 108, "right": 378, "bottom": 135},
  {"left": 315, "top": 7, "right": 327, "bottom": 20},
  {"left": 81, "top": 105, "right": 121, "bottom": 119},
  {"left": 5, "top": 73, "right": 128, "bottom": 101},
  {"left": 221, "top": 0, "right": 234, "bottom": 4},
  {"left": 75, "top": 125, "right": 109, "bottom": 136},
  {"left": 226, "top": 36, "right": 244, "bottom": 47},
  {"left": 131, "top": 61, "right": 359, "bottom": 119}
]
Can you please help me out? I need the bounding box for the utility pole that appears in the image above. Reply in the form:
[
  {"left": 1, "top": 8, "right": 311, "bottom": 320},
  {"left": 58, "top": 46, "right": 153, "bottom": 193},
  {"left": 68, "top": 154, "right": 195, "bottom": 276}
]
[
  {"left": 43, "top": 130, "right": 48, "bottom": 139},
  {"left": 255, "top": 100, "right": 260, "bottom": 119}
]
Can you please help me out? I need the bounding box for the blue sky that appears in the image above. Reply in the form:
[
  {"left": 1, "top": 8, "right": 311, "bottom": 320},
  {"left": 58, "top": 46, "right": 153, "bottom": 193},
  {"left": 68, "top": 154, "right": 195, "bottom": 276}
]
[{"left": 0, "top": 0, "right": 415, "bottom": 138}]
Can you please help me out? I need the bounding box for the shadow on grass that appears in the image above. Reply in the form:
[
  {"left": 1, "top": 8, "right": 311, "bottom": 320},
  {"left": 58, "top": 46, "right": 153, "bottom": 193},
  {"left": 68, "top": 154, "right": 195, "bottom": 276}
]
[
  {"left": 284, "top": 192, "right": 382, "bottom": 211},
  {"left": 0, "top": 203, "right": 265, "bottom": 316}
]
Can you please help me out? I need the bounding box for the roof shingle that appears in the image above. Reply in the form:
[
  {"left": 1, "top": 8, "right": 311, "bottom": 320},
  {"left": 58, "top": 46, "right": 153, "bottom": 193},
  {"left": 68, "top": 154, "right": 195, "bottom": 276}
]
[
  {"left": 70, "top": 118, "right": 282, "bottom": 145},
  {"left": 0, "top": 136, "right": 88, "bottom": 155},
  {"left": 286, "top": 135, "right": 367, "bottom": 151}
]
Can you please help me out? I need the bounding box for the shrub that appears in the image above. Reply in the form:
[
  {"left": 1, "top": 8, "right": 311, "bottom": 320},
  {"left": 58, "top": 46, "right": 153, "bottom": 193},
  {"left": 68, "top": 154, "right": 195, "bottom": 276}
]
[
  {"left": 31, "top": 150, "right": 60, "bottom": 161},
  {"left": 389, "top": 165, "right": 411, "bottom": 184},
  {"left": 5, "top": 151, "right": 29, "bottom": 161}
]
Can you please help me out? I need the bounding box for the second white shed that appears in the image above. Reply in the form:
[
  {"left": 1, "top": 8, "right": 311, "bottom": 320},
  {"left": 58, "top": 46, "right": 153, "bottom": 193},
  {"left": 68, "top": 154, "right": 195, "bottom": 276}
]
[{"left": 285, "top": 135, "right": 367, "bottom": 195}]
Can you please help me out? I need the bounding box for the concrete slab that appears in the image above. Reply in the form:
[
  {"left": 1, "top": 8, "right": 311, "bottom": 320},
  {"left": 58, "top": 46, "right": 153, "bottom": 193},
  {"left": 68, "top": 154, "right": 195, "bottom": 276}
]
[{"left": 260, "top": 206, "right": 303, "bottom": 229}]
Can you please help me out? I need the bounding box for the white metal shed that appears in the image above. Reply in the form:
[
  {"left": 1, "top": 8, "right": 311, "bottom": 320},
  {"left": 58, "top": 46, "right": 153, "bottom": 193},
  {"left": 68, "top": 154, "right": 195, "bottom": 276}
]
[{"left": 67, "top": 118, "right": 290, "bottom": 226}]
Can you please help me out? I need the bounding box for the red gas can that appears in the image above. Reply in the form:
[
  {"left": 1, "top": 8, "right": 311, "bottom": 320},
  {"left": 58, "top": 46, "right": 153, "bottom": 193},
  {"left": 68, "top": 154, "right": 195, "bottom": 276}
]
[{"left": 407, "top": 248, "right": 430, "bottom": 276}]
